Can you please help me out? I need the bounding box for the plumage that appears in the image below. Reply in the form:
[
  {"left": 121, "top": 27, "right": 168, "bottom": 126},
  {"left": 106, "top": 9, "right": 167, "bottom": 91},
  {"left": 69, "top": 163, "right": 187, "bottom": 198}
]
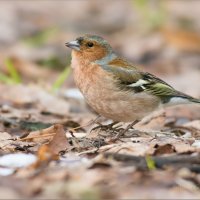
[{"left": 65, "top": 34, "right": 200, "bottom": 122}]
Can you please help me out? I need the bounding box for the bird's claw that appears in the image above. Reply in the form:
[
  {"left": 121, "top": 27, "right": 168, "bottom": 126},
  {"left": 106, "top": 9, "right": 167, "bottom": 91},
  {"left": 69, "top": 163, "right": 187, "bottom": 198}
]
[{"left": 91, "top": 121, "right": 120, "bottom": 132}]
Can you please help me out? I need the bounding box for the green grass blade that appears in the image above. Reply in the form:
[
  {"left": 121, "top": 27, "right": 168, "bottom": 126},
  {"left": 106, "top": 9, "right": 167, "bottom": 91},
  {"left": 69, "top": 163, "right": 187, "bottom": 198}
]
[
  {"left": 52, "top": 67, "right": 71, "bottom": 92},
  {"left": 145, "top": 155, "right": 156, "bottom": 170},
  {"left": 0, "top": 72, "right": 15, "bottom": 84},
  {"left": 5, "top": 58, "right": 21, "bottom": 83}
]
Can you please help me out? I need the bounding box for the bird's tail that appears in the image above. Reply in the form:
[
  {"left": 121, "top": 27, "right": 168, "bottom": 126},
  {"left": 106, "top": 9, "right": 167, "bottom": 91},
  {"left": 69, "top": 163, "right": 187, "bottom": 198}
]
[
  {"left": 190, "top": 98, "right": 200, "bottom": 104},
  {"left": 166, "top": 94, "right": 200, "bottom": 106},
  {"left": 175, "top": 91, "right": 200, "bottom": 105},
  {"left": 179, "top": 95, "right": 200, "bottom": 105}
]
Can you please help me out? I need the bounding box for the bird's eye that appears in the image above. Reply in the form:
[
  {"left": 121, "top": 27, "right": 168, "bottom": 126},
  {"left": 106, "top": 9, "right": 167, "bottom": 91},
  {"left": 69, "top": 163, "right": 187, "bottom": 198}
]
[{"left": 87, "top": 42, "right": 94, "bottom": 48}]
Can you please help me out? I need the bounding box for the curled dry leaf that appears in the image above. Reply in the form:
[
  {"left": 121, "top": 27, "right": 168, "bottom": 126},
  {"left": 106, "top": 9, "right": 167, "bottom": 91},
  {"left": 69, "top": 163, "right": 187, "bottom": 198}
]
[
  {"left": 32, "top": 124, "right": 70, "bottom": 168},
  {"left": 19, "top": 125, "right": 58, "bottom": 143},
  {"left": 47, "top": 124, "right": 70, "bottom": 155}
]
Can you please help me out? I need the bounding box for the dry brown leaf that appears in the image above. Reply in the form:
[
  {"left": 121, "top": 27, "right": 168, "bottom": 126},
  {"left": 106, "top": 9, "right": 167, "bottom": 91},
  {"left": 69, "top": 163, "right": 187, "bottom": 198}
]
[
  {"left": 0, "top": 132, "right": 14, "bottom": 152},
  {"left": 20, "top": 125, "right": 57, "bottom": 143},
  {"left": 153, "top": 144, "right": 176, "bottom": 156},
  {"left": 34, "top": 145, "right": 59, "bottom": 166},
  {"left": 32, "top": 124, "right": 70, "bottom": 168},
  {"left": 150, "top": 136, "right": 196, "bottom": 154},
  {"left": 0, "top": 132, "right": 12, "bottom": 146},
  {"left": 47, "top": 124, "right": 70, "bottom": 155}
]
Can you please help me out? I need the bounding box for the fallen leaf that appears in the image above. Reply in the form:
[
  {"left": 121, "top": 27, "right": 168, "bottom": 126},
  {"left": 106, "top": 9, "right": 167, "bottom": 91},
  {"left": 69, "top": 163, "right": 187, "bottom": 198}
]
[
  {"left": 32, "top": 124, "right": 70, "bottom": 168},
  {"left": 47, "top": 124, "right": 70, "bottom": 155},
  {"left": 20, "top": 124, "right": 59, "bottom": 143},
  {"left": 0, "top": 132, "right": 12, "bottom": 149},
  {"left": 153, "top": 144, "right": 176, "bottom": 156}
]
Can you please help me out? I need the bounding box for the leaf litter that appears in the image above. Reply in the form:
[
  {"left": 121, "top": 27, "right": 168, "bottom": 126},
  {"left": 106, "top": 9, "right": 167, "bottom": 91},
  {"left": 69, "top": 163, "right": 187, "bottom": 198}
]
[
  {"left": 0, "top": 83, "right": 200, "bottom": 199},
  {"left": 0, "top": 68, "right": 200, "bottom": 198}
]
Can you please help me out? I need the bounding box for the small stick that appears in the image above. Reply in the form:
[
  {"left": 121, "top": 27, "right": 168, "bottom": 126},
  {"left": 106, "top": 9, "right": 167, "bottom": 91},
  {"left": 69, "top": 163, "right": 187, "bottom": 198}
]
[
  {"left": 104, "top": 152, "right": 200, "bottom": 169},
  {"left": 18, "top": 133, "right": 55, "bottom": 141}
]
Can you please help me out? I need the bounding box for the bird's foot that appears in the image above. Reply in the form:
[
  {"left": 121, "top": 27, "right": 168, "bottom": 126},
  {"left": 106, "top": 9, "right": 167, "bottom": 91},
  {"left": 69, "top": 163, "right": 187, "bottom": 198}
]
[
  {"left": 91, "top": 121, "right": 121, "bottom": 133},
  {"left": 112, "top": 120, "right": 140, "bottom": 141}
]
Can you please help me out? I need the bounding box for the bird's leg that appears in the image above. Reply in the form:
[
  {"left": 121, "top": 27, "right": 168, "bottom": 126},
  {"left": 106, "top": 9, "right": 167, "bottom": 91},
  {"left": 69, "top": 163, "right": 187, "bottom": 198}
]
[
  {"left": 114, "top": 120, "right": 139, "bottom": 139},
  {"left": 69, "top": 115, "right": 101, "bottom": 133}
]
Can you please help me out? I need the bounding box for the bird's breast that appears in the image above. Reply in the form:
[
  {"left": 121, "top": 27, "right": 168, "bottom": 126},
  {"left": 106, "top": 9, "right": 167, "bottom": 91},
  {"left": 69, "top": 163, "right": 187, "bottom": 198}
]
[
  {"left": 72, "top": 61, "right": 114, "bottom": 102},
  {"left": 72, "top": 60, "right": 160, "bottom": 122}
]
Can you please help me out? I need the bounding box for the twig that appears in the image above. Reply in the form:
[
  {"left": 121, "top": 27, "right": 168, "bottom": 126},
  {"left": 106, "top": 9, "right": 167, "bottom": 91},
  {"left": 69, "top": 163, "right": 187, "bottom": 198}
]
[
  {"left": 18, "top": 133, "right": 55, "bottom": 141},
  {"left": 104, "top": 152, "right": 200, "bottom": 170},
  {"left": 77, "top": 148, "right": 99, "bottom": 156}
]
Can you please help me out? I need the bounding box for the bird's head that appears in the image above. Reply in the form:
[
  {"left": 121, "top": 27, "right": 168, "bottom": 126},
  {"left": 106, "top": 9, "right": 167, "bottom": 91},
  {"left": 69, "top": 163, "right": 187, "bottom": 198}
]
[{"left": 65, "top": 34, "right": 113, "bottom": 62}]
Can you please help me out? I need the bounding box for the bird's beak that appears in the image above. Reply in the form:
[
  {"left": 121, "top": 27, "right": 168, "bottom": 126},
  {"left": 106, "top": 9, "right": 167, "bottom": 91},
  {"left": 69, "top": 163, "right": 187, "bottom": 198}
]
[{"left": 65, "top": 40, "right": 80, "bottom": 51}]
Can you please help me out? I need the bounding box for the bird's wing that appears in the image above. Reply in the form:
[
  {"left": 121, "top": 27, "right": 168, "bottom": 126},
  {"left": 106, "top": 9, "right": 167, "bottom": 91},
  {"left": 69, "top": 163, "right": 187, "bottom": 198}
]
[{"left": 100, "top": 63, "right": 195, "bottom": 103}]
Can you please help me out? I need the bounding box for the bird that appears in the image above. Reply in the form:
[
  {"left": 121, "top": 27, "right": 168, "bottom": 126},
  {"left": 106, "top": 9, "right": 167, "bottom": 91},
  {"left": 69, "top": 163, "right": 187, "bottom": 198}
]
[{"left": 65, "top": 34, "right": 200, "bottom": 135}]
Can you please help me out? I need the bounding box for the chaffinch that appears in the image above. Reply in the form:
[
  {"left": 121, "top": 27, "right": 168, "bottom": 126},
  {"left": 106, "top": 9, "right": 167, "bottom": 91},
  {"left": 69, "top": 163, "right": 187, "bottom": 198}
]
[{"left": 65, "top": 34, "right": 200, "bottom": 123}]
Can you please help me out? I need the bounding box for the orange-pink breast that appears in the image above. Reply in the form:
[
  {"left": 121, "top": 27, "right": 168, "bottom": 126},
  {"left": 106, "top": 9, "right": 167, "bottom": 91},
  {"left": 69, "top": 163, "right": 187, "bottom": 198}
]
[{"left": 72, "top": 56, "right": 160, "bottom": 122}]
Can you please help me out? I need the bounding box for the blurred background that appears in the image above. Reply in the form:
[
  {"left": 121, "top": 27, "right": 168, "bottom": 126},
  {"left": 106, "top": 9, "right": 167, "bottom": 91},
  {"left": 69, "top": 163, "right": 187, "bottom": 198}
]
[{"left": 0, "top": 0, "right": 200, "bottom": 98}]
